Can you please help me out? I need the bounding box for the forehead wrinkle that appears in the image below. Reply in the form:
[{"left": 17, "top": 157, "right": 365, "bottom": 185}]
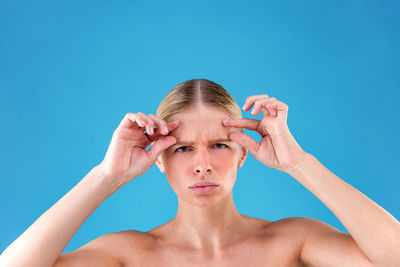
[
  {"left": 170, "top": 123, "right": 232, "bottom": 145},
  {"left": 168, "top": 122, "right": 241, "bottom": 147},
  {"left": 166, "top": 109, "right": 239, "bottom": 146},
  {"left": 174, "top": 138, "right": 232, "bottom": 146}
]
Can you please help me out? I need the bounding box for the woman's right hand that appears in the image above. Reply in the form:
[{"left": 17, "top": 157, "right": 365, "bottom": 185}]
[{"left": 98, "top": 112, "right": 179, "bottom": 185}]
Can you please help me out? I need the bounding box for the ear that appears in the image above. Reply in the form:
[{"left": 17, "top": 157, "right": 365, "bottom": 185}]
[
  {"left": 155, "top": 153, "right": 166, "bottom": 173},
  {"left": 237, "top": 145, "right": 248, "bottom": 168}
]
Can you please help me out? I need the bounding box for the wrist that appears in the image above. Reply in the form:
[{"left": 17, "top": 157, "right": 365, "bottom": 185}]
[
  {"left": 283, "top": 151, "right": 312, "bottom": 175},
  {"left": 92, "top": 165, "right": 126, "bottom": 192}
]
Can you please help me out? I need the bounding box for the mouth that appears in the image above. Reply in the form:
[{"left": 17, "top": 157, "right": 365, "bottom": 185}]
[
  {"left": 189, "top": 185, "right": 219, "bottom": 193},
  {"left": 189, "top": 181, "right": 218, "bottom": 188}
]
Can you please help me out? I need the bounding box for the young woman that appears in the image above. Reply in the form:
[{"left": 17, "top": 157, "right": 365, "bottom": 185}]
[{"left": 1, "top": 79, "right": 399, "bottom": 267}]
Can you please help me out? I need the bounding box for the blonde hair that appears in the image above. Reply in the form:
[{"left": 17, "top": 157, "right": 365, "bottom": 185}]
[{"left": 156, "top": 79, "right": 244, "bottom": 133}]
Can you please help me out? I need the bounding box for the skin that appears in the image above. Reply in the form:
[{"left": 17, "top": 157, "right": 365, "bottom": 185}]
[
  {"left": 104, "top": 99, "right": 309, "bottom": 266},
  {"left": 153, "top": 105, "right": 250, "bottom": 255},
  {"left": 44, "top": 94, "right": 399, "bottom": 266},
  {"left": 4, "top": 93, "right": 398, "bottom": 267}
]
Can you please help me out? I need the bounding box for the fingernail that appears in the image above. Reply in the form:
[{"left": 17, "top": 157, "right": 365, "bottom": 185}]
[{"left": 163, "top": 126, "right": 168, "bottom": 133}]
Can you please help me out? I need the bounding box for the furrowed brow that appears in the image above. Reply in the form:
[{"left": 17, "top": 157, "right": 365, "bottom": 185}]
[{"left": 174, "top": 139, "right": 231, "bottom": 146}]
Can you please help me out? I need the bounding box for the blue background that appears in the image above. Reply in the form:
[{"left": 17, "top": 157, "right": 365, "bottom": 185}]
[{"left": 1, "top": 0, "right": 399, "bottom": 254}]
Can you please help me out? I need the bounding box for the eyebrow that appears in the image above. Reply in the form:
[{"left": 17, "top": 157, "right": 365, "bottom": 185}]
[{"left": 173, "top": 139, "right": 232, "bottom": 146}]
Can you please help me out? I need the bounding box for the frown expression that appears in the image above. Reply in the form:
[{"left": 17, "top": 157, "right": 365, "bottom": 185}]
[{"left": 156, "top": 105, "right": 247, "bottom": 204}]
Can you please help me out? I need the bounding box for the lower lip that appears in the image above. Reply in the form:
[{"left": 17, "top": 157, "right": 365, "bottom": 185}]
[{"left": 189, "top": 185, "right": 219, "bottom": 193}]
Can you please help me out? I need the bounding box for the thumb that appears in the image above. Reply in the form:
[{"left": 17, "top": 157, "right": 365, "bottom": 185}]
[
  {"left": 146, "top": 136, "right": 177, "bottom": 163},
  {"left": 228, "top": 132, "right": 259, "bottom": 156}
]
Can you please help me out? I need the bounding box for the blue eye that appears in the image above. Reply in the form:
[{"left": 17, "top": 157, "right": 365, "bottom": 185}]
[
  {"left": 175, "top": 146, "right": 190, "bottom": 153},
  {"left": 214, "top": 143, "right": 228, "bottom": 149},
  {"left": 175, "top": 144, "right": 228, "bottom": 153}
]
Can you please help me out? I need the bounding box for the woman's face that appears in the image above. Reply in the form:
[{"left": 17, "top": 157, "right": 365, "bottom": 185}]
[{"left": 156, "top": 105, "right": 247, "bottom": 206}]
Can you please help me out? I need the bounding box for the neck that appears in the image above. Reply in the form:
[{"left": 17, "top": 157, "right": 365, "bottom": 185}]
[{"left": 169, "top": 192, "right": 250, "bottom": 256}]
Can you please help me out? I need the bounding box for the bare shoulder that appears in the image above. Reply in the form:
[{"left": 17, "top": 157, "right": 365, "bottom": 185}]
[
  {"left": 243, "top": 215, "right": 313, "bottom": 266},
  {"left": 283, "top": 217, "right": 375, "bottom": 267},
  {"left": 91, "top": 230, "right": 155, "bottom": 256},
  {"left": 268, "top": 216, "right": 349, "bottom": 243},
  {"left": 55, "top": 230, "right": 152, "bottom": 267},
  {"left": 101, "top": 230, "right": 158, "bottom": 265},
  {"left": 261, "top": 216, "right": 344, "bottom": 248},
  {"left": 259, "top": 216, "right": 313, "bottom": 235},
  {"left": 263, "top": 216, "right": 335, "bottom": 232},
  {"left": 258, "top": 216, "right": 321, "bottom": 265}
]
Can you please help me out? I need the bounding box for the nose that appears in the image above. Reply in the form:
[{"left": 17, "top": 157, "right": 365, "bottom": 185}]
[{"left": 193, "top": 148, "right": 213, "bottom": 175}]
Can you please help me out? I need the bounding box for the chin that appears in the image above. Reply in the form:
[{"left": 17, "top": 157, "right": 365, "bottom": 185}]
[
  {"left": 190, "top": 197, "right": 221, "bottom": 207},
  {"left": 186, "top": 187, "right": 232, "bottom": 206}
]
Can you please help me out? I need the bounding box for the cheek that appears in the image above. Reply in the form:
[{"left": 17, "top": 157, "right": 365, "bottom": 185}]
[{"left": 215, "top": 150, "right": 237, "bottom": 164}]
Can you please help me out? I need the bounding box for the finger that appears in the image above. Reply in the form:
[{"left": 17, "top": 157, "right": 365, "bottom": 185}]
[
  {"left": 228, "top": 131, "right": 260, "bottom": 157},
  {"left": 264, "top": 102, "right": 277, "bottom": 117},
  {"left": 222, "top": 118, "right": 260, "bottom": 131},
  {"left": 166, "top": 120, "right": 180, "bottom": 132},
  {"left": 146, "top": 136, "right": 177, "bottom": 163},
  {"left": 118, "top": 113, "right": 144, "bottom": 129},
  {"left": 265, "top": 99, "right": 288, "bottom": 111},
  {"left": 251, "top": 98, "right": 277, "bottom": 116},
  {"left": 147, "top": 120, "right": 180, "bottom": 143},
  {"left": 243, "top": 95, "right": 274, "bottom": 111},
  {"left": 148, "top": 114, "right": 169, "bottom": 135},
  {"left": 242, "top": 94, "right": 269, "bottom": 111},
  {"left": 138, "top": 112, "right": 155, "bottom": 135},
  {"left": 265, "top": 100, "right": 289, "bottom": 120},
  {"left": 133, "top": 113, "right": 148, "bottom": 128}
]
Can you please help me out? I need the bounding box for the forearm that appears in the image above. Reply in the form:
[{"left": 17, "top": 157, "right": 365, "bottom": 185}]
[
  {"left": 286, "top": 153, "right": 400, "bottom": 264},
  {"left": 0, "top": 165, "right": 124, "bottom": 267}
]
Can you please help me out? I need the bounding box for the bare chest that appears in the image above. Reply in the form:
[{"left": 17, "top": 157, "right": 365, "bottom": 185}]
[{"left": 120, "top": 236, "right": 305, "bottom": 267}]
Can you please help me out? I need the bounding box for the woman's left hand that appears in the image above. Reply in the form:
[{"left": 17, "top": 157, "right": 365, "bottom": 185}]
[{"left": 222, "top": 94, "right": 308, "bottom": 173}]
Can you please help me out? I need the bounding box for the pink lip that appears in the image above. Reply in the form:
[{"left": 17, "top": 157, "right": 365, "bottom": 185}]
[
  {"left": 189, "top": 181, "right": 218, "bottom": 188},
  {"left": 189, "top": 185, "right": 219, "bottom": 194}
]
